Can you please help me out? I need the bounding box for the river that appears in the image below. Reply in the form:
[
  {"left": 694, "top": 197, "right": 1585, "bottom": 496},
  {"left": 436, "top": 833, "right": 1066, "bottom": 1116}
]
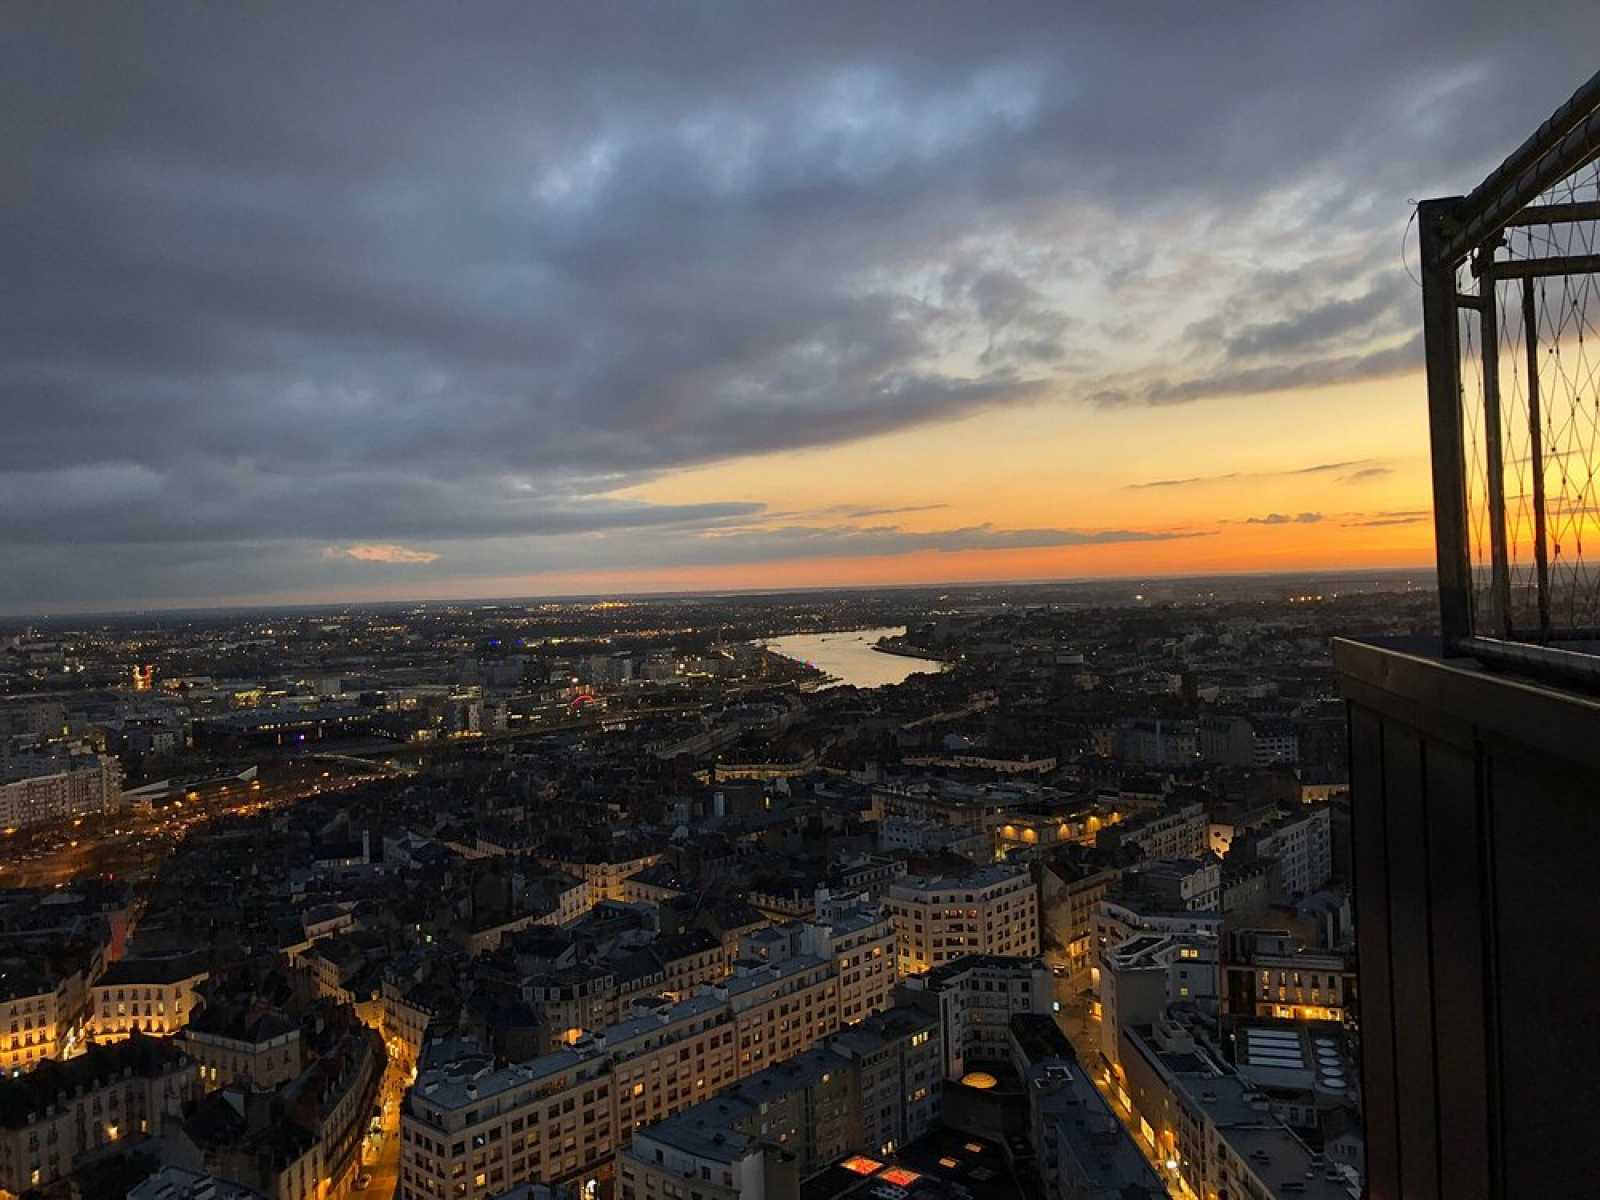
[{"left": 761, "top": 626, "right": 946, "bottom": 688}]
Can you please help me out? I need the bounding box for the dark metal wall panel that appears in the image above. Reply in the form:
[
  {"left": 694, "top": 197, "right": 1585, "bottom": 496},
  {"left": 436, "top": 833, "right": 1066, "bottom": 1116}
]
[
  {"left": 1485, "top": 746, "right": 1600, "bottom": 1195},
  {"left": 1341, "top": 638, "right": 1600, "bottom": 1200},
  {"left": 1421, "top": 740, "right": 1492, "bottom": 1197},
  {"left": 1349, "top": 705, "right": 1401, "bottom": 1198},
  {"left": 1380, "top": 723, "right": 1441, "bottom": 1199}
]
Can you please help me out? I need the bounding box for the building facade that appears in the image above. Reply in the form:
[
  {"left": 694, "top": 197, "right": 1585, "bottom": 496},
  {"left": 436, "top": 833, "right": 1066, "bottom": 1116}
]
[
  {"left": 897, "top": 955, "right": 1052, "bottom": 1080},
  {"left": 87, "top": 955, "right": 209, "bottom": 1044},
  {"left": 0, "top": 754, "right": 122, "bottom": 831},
  {"left": 0, "top": 1036, "right": 195, "bottom": 1195},
  {"left": 885, "top": 867, "right": 1038, "bottom": 977}
]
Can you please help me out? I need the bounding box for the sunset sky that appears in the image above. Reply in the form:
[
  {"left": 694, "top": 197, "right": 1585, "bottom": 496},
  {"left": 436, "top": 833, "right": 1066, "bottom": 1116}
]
[{"left": 6, "top": 2, "right": 1598, "bottom": 612}]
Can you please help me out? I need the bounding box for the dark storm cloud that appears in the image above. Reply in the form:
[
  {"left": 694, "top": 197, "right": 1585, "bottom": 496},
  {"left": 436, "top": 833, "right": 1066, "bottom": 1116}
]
[
  {"left": 0, "top": 465, "right": 767, "bottom": 546},
  {"left": 1222, "top": 274, "right": 1415, "bottom": 359},
  {"left": 3, "top": 0, "right": 1596, "bottom": 606},
  {"left": 1142, "top": 332, "right": 1423, "bottom": 406}
]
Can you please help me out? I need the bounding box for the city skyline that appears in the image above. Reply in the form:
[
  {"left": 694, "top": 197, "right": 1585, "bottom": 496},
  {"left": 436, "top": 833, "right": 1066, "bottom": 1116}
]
[{"left": 6, "top": 3, "right": 1596, "bottom": 611}]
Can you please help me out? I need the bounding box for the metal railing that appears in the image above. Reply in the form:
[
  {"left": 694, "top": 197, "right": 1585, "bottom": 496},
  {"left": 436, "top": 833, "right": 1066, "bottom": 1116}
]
[{"left": 1421, "top": 69, "right": 1600, "bottom": 682}]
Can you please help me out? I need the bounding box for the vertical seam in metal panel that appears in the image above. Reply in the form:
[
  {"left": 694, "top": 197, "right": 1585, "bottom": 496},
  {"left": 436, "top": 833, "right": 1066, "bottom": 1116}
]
[
  {"left": 1377, "top": 710, "right": 1402, "bottom": 1196},
  {"left": 1477, "top": 737, "right": 1505, "bottom": 1198},
  {"left": 1419, "top": 737, "right": 1444, "bottom": 1196}
]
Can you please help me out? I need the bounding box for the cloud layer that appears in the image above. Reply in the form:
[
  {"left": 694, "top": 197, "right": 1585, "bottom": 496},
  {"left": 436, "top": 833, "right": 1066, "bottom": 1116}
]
[{"left": 3, "top": 1, "right": 1590, "bottom": 608}]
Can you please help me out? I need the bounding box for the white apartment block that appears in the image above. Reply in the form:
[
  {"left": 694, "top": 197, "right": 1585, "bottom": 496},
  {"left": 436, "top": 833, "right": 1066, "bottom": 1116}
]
[
  {"left": 1254, "top": 806, "right": 1333, "bottom": 898},
  {"left": 885, "top": 867, "right": 1038, "bottom": 976},
  {"left": 1097, "top": 802, "right": 1208, "bottom": 862},
  {"left": 87, "top": 956, "right": 208, "bottom": 1044},
  {"left": 0, "top": 754, "right": 121, "bottom": 831},
  {"left": 0, "top": 976, "right": 64, "bottom": 1074},
  {"left": 400, "top": 954, "right": 845, "bottom": 1200}
]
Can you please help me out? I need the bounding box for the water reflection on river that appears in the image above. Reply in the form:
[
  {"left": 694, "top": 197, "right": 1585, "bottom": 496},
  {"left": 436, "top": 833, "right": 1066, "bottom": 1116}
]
[{"left": 761, "top": 626, "right": 945, "bottom": 688}]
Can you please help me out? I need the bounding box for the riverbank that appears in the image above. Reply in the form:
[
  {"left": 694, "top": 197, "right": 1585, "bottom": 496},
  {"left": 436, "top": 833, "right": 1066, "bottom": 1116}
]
[{"left": 871, "top": 637, "right": 950, "bottom": 664}]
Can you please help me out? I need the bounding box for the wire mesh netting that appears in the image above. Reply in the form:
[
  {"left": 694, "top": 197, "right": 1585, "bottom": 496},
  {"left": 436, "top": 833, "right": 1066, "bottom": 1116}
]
[{"left": 1454, "top": 154, "right": 1600, "bottom": 639}]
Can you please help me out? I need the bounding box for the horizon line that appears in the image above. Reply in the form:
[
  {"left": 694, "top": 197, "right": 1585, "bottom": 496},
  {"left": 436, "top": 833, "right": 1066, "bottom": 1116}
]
[{"left": 0, "top": 561, "right": 1439, "bottom": 623}]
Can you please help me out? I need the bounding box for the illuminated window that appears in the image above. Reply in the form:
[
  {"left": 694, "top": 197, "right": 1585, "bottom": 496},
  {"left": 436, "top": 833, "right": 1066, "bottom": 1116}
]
[
  {"left": 841, "top": 1157, "right": 882, "bottom": 1176},
  {"left": 880, "top": 1169, "right": 920, "bottom": 1187}
]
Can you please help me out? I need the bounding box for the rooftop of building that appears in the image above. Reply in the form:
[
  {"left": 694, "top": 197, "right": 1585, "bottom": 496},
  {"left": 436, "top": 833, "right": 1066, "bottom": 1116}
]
[
  {"left": 0, "top": 958, "right": 58, "bottom": 1001},
  {"left": 911, "top": 954, "right": 1046, "bottom": 990},
  {"left": 722, "top": 953, "right": 829, "bottom": 998},
  {"left": 805, "top": 1130, "right": 1051, "bottom": 1200},
  {"left": 628, "top": 1094, "right": 758, "bottom": 1165},
  {"left": 828, "top": 1004, "right": 938, "bottom": 1057},
  {"left": 185, "top": 996, "right": 300, "bottom": 1044},
  {"left": 96, "top": 951, "right": 210, "bottom": 987},
  {"left": 412, "top": 1044, "right": 597, "bottom": 1115},
  {"left": 1121, "top": 1023, "right": 1351, "bottom": 1198},
  {"left": 888, "top": 865, "right": 1030, "bottom": 895},
  {"left": 127, "top": 1165, "right": 267, "bottom": 1200}
]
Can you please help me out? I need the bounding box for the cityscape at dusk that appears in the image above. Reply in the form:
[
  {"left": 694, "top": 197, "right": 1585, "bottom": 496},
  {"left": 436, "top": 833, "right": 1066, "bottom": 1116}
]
[{"left": 6, "top": 6, "right": 1600, "bottom": 1200}]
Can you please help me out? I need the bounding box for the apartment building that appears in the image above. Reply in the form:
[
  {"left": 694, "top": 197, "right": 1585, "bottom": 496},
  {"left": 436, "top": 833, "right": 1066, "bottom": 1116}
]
[
  {"left": 1250, "top": 806, "right": 1333, "bottom": 899},
  {"left": 0, "top": 965, "right": 65, "bottom": 1076},
  {"left": 828, "top": 1006, "right": 942, "bottom": 1157},
  {"left": 1038, "top": 857, "right": 1120, "bottom": 982},
  {"left": 870, "top": 779, "right": 1031, "bottom": 841},
  {"left": 1098, "top": 932, "right": 1219, "bottom": 1068},
  {"left": 616, "top": 1005, "right": 942, "bottom": 1200},
  {"left": 87, "top": 953, "right": 209, "bottom": 1043},
  {"left": 807, "top": 908, "right": 893, "bottom": 1027},
  {"left": 1092, "top": 899, "right": 1222, "bottom": 981},
  {"left": 0, "top": 754, "right": 121, "bottom": 831},
  {"left": 126, "top": 1165, "right": 264, "bottom": 1200},
  {"left": 183, "top": 1001, "right": 303, "bottom": 1092},
  {"left": 897, "top": 955, "right": 1052, "bottom": 1080},
  {"left": 382, "top": 973, "right": 453, "bottom": 1084},
  {"left": 1008, "top": 1014, "right": 1163, "bottom": 1200},
  {"left": 1095, "top": 802, "right": 1207, "bottom": 862},
  {"left": 0, "top": 1035, "right": 195, "bottom": 1195},
  {"left": 1119, "top": 857, "right": 1221, "bottom": 913},
  {"left": 884, "top": 867, "right": 1037, "bottom": 977},
  {"left": 550, "top": 852, "right": 664, "bottom": 907},
  {"left": 618, "top": 1106, "right": 793, "bottom": 1200},
  {"left": 1117, "top": 1020, "right": 1351, "bottom": 1200},
  {"left": 1198, "top": 715, "right": 1300, "bottom": 767},
  {"left": 1222, "top": 931, "right": 1355, "bottom": 1024},
  {"left": 613, "top": 931, "right": 726, "bottom": 1014},
  {"left": 734, "top": 905, "right": 895, "bottom": 1028},
  {"left": 400, "top": 953, "right": 846, "bottom": 1200},
  {"left": 993, "top": 805, "right": 1121, "bottom": 860}
]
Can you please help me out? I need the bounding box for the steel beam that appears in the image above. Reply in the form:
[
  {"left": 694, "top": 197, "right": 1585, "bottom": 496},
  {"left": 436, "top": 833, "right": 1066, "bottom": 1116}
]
[
  {"left": 1487, "top": 253, "right": 1600, "bottom": 279},
  {"left": 1480, "top": 260, "right": 1513, "bottom": 638},
  {"left": 1503, "top": 200, "right": 1600, "bottom": 228},
  {"left": 1523, "top": 277, "right": 1552, "bottom": 638},
  {"left": 1419, "top": 198, "right": 1475, "bottom": 650},
  {"left": 1434, "top": 70, "right": 1600, "bottom": 267}
]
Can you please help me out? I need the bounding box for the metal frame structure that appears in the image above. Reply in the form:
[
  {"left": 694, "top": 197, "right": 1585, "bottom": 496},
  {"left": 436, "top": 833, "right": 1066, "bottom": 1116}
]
[{"left": 1420, "top": 69, "right": 1600, "bottom": 678}]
